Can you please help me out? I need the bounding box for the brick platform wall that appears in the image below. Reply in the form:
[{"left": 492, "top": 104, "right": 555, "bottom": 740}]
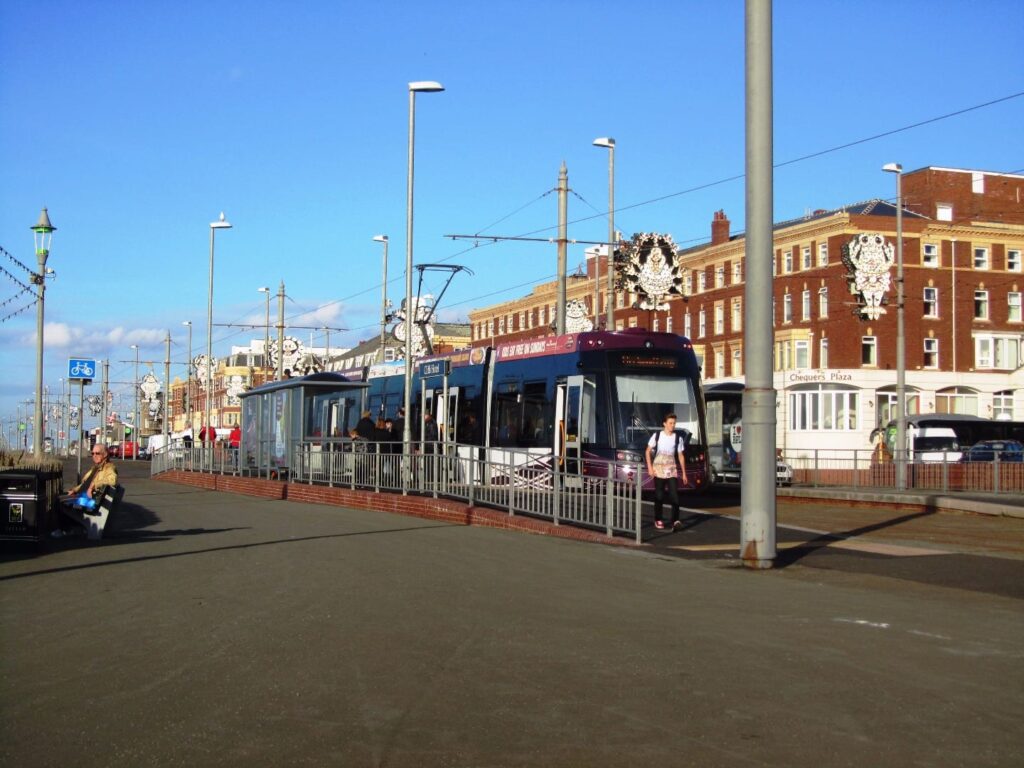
[{"left": 158, "top": 470, "right": 634, "bottom": 548}]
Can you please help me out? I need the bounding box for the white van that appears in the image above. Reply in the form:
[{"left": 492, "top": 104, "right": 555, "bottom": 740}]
[{"left": 904, "top": 424, "right": 961, "bottom": 463}]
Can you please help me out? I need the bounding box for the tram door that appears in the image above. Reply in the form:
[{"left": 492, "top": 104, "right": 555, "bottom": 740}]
[
  {"left": 556, "top": 375, "right": 595, "bottom": 488},
  {"left": 444, "top": 387, "right": 460, "bottom": 444}
]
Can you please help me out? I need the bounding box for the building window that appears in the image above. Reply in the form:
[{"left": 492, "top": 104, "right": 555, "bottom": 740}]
[
  {"left": 801, "top": 246, "right": 812, "bottom": 270},
  {"left": 789, "top": 386, "right": 860, "bottom": 431},
  {"left": 923, "top": 287, "right": 939, "bottom": 318},
  {"left": 924, "top": 338, "right": 939, "bottom": 369},
  {"left": 698, "top": 271, "right": 706, "bottom": 292},
  {"left": 993, "top": 390, "right": 1015, "bottom": 420},
  {"left": 615, "top": 320, "right": 624, "bottom": 330},
  {"left": 698, "top": 310, "right": 706, "bottom": 338},
  {"left": 795, "top": 339, "right": 809, "bottom": 368},
  {"left": 666, "top": 316, "right": 674, "bottom": 333},
  {"left": 975, "top": 334, "right": 1021, "bottom": 370},
  {"left": 732, "top": 262, "right": 743, "bottom": 283},
  {"left": 498, "top": 316, "right": 506, "bottom": 334},
  {"left": 819, "top": 287, "right": 828, "bottom": 318},
  {"left": 862, "top": 336, "right": 877, "bottom": 366},
  {"left": 819, "top": 337, "right": 829, "bottom": 368},
  {"left": 1009, "top": 249, "right": 1022, "bottom": 272},
  {"left": 974, "top": 247, "right": 990, "bottom": 270},
  {"left": 731, "top": 349, "right": 742, "bottom": 377},
  {"left": 801, "top": 290, "right": 811, "bottom": 321},
  {"left": 652, "top": 316, "right": 660, "bottom": 332},
  {"left": 715, "top": 267, "right": 725, "bottom": 288},
  {"left": 684, "top": 275, "right": 693, "bottom": 294},
  {"left": 772, "top": 256, "right": 777, "bottom": 277},
  {"left": 731, "top": 297, "right": 742, "bottom": 332},
  {"left": 486, "top": 320, "right": 494, "bottom": 337},
  {"left": 974, "top": 290, "right": 989, "bottom": 320},
  {"left": 714, "top": 304, "right": 724, "bottom": 334},
  {"left": 628, "top": 316, "right": 638, "bottom": 328},
  {"left": 783, "top": 293, "right": 793, "bottom": 323},
  {"left": 937, "top": 203, "right": 953, "bottom": 222},
  {"left": 817, "top": 242, "right": 828, "bottom": 267},
  {"left": 1009, "top": 292, "right": 1022, "bottom": 323},
  {"left": 683, "top": 313, "right": 691, "bottom": 337},
  {"left": 936, "top": 387, "right": 979, "bottom": 416},
  {"left": 922, "top": 242, "right": 939, "bottom": 268},
  {"left": 539, "top": 306, "right": 546, "bottom": 326},
  {"left": 972, "top": 172, "right": 985, "bottom": 194},
  {"left": 784, "top": 250, "right": 793, "bottom": 273},
  {"left": 715, "top": 351, "right": 725, "bottom": 379},
  {"left": 876, "top": 391, "right": 921, "bottom": 426}
]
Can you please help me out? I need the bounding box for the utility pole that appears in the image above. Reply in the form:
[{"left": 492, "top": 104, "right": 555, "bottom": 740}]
[
  {"left": 556, "top": 162, "right": 568, "bottom": 335},
  {"left": 277, "top": 281, "right": 286, "bottom": 380},
  {"left": 163, "top": 331, "right": 171, "bottom": 453},
  {"left": 100, "top": 360, "right": 109, "bottom": 446}
]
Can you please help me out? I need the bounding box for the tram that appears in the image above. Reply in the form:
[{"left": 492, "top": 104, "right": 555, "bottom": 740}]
[{"left": 364, "top": 329, "right": 709, "bottom": 491}]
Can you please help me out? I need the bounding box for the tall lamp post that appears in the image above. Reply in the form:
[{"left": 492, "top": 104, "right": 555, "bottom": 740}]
[
  {"left": 257, "top": 286, "right": 271, "bottom": 374},
  {"left": 883, "top": 162, "right": 906, "bottom": 491},
  {"left": 30, "top": 208, "right": 55, "bottom": 456},
  {"left": 592, "top": 138, "right": 615, "bottom": 329},
  {"left": 182, "top": 321, "right": 192, "bottom": 435},
  {"left": 206, "top": 213, "right": 233, "bottom": 467},
  {"left": 374, "top": 235, "right": 389, "bottom": 362},
  {"left": 404, "top": 81, "right": 445, "bottom": 465},
  {"left": 130, "top": 344, "right": 139, "bottom": 462}
]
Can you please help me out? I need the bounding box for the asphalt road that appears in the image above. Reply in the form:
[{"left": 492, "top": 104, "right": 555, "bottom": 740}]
[{"left": 2, "top": 462, "right": 1022, "bottom": 767}]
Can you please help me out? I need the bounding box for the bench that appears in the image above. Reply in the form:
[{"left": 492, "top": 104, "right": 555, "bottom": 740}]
[{"left": 86, "top": 484, "right": 125, "bottom": 540}]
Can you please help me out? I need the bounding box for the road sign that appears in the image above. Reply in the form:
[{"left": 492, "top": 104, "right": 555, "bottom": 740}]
[
  {"left": 419, "top": 360, "right": 450, "bottom": 377},
  {"left": 68, "top": 358, "right": 97, "bottom": 380}
]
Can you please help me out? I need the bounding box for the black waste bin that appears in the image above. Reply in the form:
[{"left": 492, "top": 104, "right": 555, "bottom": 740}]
[{"left": 1, "top": 469, "right": 63, "bottom": 542}]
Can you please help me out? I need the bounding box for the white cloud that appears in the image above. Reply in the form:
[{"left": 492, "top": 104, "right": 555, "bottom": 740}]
[
  {"left": 290, "top": 302, "right": 344, "bottom": 327},
  {"left": 32, "top": 322, "right": 167, "bottom": 356}
]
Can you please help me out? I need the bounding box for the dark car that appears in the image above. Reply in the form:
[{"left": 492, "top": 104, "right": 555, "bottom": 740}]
[{"left": 960, "top": 440, "right": 1024, "bottom": 463}]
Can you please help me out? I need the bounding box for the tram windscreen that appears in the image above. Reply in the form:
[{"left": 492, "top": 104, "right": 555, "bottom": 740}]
[{"left": 614, "top": 374, "right": 702, "bottom": 450}]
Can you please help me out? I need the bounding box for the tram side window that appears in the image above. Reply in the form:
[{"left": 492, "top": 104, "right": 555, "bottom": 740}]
[
  {"left": 493, "top": 392, "right": 520, "bottom": 446},
  {"left": 522, "top": 382, "right": 551, "bottom": 447}
]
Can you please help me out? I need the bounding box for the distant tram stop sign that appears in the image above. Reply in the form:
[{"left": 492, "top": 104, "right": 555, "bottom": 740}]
[{"left": 67, "top": 358, "right": 96, "bottom": 383}]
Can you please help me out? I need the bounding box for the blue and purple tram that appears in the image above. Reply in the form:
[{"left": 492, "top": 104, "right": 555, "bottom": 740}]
[{"left": 362, "top": 329, "right": 709, "bottom": 491}]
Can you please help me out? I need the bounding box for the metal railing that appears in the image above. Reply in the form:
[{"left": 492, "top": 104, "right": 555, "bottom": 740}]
[
  {"left": 781, "top": 449, "right": 1024, "bottom": 495},
  {"left": 152, "top": 440, "right": 646, "bottom": 543}
]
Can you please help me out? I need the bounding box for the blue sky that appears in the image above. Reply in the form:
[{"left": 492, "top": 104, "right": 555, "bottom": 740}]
[{"left": 1, "top": 0, "right": 1022, "bottom": 433}]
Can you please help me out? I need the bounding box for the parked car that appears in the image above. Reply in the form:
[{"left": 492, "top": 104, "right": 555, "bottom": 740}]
[{"left": 960, "top": 440, "right": 1024, "bottom": 463}]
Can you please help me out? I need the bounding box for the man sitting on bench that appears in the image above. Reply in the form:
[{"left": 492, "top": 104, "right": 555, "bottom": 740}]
[{"left": 53, "top": 444, "right": 119, "bottom": 537}]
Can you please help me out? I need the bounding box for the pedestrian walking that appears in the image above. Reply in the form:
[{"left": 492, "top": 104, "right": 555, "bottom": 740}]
[{"left": 645, "top": 412, "right": 689, "bottom": 530}]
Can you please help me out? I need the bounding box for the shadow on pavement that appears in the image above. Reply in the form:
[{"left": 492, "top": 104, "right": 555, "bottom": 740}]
[
  {"left": 774, "top": 507, "right": 939, "bottom": 567},
  {"left": 0, "top": 522, "right": 459, "bottom": 582}
]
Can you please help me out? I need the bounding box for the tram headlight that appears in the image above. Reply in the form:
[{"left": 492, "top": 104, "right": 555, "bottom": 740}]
[{"left": 616, "top": 451, "right": 642, "bottom": 463}]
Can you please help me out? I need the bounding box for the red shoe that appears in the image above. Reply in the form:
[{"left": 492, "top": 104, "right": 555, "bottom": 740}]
[{"left": 654, "top": 520, "right": 665, "bottom": 530}]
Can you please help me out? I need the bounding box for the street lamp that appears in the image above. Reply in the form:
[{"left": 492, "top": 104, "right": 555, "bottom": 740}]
[
  {"left": 257, "top": 286, "right": 271, "bottom": 374},
  {"left": 206, "top": 212, "right": 232, "bottom": 467},
  {"left": 374, "top": 235, "right": 389, "bottom": 362},
  {"left": 593, "top": 138, "right": 615, "bottom": 329},
  {"left": 182, "top": 321, "right": 192, "bottom": 436},
  {"left": 130, "top": 344, "right": 139, "bottom": 462},
  {"left": 404, "top": 81, "right": 445, "bottom": 466},
  {"left": 30, "top": 208, "right": 55, "bottom": 456},
  {"left": 882, "top": 162, "right": 906, "bottom": 491}
]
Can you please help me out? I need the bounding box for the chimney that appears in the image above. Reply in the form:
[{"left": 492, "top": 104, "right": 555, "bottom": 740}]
[{"left": 711, "top": 209, "right": 730, "bottom": 245}]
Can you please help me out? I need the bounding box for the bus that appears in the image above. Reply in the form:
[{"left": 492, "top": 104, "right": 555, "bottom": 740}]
[{"left": 363, "top": 329, "right": 710, "bottom": 491}]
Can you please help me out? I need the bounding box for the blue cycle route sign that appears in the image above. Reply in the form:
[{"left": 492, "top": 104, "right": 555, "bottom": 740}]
[{"left": 67, "top": 358, "right": 97, "bottom": 381}]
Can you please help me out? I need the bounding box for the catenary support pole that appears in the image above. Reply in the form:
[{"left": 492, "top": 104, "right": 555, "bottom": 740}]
[
  {"left": 556, "top": 162, "right": 568, "bottom": 335},
  {"left": 740, "top": 0, "right": 777, "bottom": 569}
]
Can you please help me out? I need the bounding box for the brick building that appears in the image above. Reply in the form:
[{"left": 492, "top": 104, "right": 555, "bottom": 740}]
[{"left": 468, "top": 167, "right": 1024, "bottom": 457}]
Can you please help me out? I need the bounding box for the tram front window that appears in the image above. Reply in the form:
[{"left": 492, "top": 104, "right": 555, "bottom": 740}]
[{"left": 614, "top": 374, "right": 701, "bottom": 450}]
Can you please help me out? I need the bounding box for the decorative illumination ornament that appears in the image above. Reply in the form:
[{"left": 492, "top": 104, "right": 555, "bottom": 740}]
[
  {"left": 565, "top": 299, "right": 594, "bottom": 333},
  {"left": 194, "top": 355, "right": 214, "bottom": 387},
  {"left": 390, "top": 296, "right": 435, "bottom": 360},
  {"left": 225, "top": 374, "right": 248, "bottom": 405},
  {"left": 616, "top": 233, "right": 683, "bottom": 310},
  {"left": 267, "top": 336, "right": 304, "bottom": 374},
  {"left": 139, "top": 372, "right": 161, "bottom": 402},
  {"left": 842, "top": 233, "right": 894, "bottom": 320},
  {"left": 86, "top": 395, "right": 102, "bottom": 416}
]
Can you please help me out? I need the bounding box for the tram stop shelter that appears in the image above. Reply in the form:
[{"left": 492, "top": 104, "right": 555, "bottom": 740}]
[{"left": 239, "top": 372, "right": 368, "bottom": 479}]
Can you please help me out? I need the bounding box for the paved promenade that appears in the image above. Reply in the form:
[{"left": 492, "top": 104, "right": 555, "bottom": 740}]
[{"left": 2, "top": 464, "right": 1022, "bottom": 766}]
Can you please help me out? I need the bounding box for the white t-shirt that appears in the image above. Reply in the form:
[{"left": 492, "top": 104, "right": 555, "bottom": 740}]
[{"left": 648, "top": 431, "right": 682, "bottom": 456}]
